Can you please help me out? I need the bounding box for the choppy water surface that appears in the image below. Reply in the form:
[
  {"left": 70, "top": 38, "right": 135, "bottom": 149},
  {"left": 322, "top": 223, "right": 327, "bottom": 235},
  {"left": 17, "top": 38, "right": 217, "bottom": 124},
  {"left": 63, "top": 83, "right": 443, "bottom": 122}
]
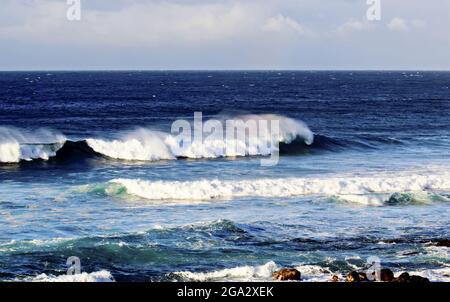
[{"left": 0, "top": 71, "right": 449, "bottom": 281}]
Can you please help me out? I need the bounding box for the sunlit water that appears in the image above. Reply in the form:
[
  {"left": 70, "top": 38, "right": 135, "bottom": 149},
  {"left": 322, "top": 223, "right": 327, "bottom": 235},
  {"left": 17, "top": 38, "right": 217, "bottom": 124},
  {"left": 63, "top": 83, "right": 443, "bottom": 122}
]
[{"left": 0, "top": 71, "right": 449, "bottom": 281}]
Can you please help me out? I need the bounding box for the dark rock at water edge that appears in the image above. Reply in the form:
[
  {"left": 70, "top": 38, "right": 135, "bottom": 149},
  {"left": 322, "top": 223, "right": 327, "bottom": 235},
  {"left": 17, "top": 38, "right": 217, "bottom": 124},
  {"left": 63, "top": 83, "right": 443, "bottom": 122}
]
[
  {"left": 380, "top": 268, "right": 394, "bottom": 282},
  {"left": 272, "top": 268, "right": 301, "bottom": 281},
  {"left": 346, "top": 271, "right": 368, "bottom": 282},
  {"left": 435, "top": 239, "right": 450, "bottom": 247}
]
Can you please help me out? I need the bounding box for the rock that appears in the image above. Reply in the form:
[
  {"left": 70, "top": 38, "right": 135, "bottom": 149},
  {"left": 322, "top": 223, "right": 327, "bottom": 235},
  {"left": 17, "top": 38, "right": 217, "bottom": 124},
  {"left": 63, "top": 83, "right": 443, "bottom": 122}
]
[
  {"left": 331, "top": 275, "right": 340, "bottom": 282},
  {"left": 346, "top": 271, "right": 368, "bottom": 282},
  {"left": 435, "top": 239, "right": 450, "bottom": 247},
  {"left": 358, "top": 272, "right": 368, "bottom": 281},
  {"left": 393, "top": 272, "right": 429, "bottom": 283},
  {"left": 409, "top": 275, "right": 430, "bottom": 283},
  {"left": 346, "top": 271, "right": 358, "bottom": 282},
  {"left": 380, "top": 268, "right": 394, "bottom": 282},
  {"left": 394, "top": 272, "right": 410, "bottom": 282},
  {"left": 272, "top": 268, "right": 301, "bottom": 281}
]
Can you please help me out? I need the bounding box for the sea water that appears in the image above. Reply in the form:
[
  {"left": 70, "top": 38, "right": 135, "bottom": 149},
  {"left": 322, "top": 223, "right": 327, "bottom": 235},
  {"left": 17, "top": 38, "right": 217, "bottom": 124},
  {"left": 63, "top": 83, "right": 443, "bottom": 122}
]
[{"left": 0, "top": 71, "right": 449, "bottom": 281}]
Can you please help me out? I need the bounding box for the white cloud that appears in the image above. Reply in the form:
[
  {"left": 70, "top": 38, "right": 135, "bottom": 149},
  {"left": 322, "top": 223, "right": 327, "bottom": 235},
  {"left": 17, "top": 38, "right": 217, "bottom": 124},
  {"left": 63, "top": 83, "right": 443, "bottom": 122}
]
[
  {"left": 387, "top": 17, "right": 409, "bottom": 32},
  {"left": 335, "top": 19, "right": 372, "bottom": 33},
  {"left": 263, "top": 14, "right": 307, "bottom": 35},
  {"left": 387, "top": 18, "right": 426, "bottom": 32}
]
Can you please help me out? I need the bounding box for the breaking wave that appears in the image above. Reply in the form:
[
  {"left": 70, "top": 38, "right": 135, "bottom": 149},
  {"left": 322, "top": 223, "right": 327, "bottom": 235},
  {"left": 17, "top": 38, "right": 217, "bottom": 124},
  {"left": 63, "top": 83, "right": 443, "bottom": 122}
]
[
  {"left": 0, "top": 127, "right": 65, "bottom": 163},
  {"left": 0, "top": 114, "right": 408, "bottom": 164},
  {"left": 86, "top": 173, "right": 450, "bottom": 205},
  {"left": 85, "top": 114, "right": 314, "bottom": 160},
  {"left": 171, "top": 261, "right": 331, "bottom": 282},
  {"left": 24, "top": 271, "right": 114, "bottom": 282},
  {"left": 0, "top": 115, "right": 315, "bottom": 163}
]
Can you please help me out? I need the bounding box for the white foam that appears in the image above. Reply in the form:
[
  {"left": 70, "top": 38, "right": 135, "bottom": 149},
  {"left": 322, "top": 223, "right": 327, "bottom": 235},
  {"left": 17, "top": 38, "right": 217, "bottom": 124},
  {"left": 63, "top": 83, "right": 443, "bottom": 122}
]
[
  {"left": 0, "top": 127, "right": 65, "bottom": 163},
  {"left": 86, "top": 114, "right": 313, "bottom": 161},
  {"left": 86, "top": 129, "right": 175, "bottom": 161},
  {"left": 106, "top": 172, "right": 450, "bottom": 205},
  {"left": 173, "top": 261, "right": 331, "bottom": 282},
  {"left": 408, "top": 267, "right": 450, "bottom": 282},
  {"left": 28, "top": 270, "right": 114, "bottom": 282},
  {"left": 0, "top": 141, "right": 20, "bottom": 163},
  {"left": 174, "top": 261, "right": 279, "bottom": 282}
]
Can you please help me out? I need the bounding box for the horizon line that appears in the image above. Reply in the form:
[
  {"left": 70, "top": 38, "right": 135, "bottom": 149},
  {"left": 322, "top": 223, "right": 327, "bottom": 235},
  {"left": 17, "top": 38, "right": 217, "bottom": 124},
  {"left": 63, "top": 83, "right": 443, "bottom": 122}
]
[{"left": 1, "top": 68, "right": 450, "bottom": 72}]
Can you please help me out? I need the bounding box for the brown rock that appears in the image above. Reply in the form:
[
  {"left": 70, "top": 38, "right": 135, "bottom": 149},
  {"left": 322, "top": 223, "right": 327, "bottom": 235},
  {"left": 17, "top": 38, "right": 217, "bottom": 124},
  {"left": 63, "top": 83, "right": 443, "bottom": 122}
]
[
  {"left": 435, "top": 239, "right": 450, "bottom": 247},
  {"left": 380, "top": 268, "right": 395, "bottom": 282},
  {"left": 346, "top": 271, "right": 359, "bottom": 282},
  {"left": 272, "top": 268, "right": 301, "bottom": 281},
  {"left": 346, "top": 271, "right": 368, "bottom": 282},
  {"left": 331, "top": 275, "right": 340, "bottom": 282}
]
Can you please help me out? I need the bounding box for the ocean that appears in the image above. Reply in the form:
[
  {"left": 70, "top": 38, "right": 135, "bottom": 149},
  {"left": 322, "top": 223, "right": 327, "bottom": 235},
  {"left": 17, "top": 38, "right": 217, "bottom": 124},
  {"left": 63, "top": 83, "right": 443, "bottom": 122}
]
[{"left": 0, "top": 71, "right": 449, "bottom": 282}]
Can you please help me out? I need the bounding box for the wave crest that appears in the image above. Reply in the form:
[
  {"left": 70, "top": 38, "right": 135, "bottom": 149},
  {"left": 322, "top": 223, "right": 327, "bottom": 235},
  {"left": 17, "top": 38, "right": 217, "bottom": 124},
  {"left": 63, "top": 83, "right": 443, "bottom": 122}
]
[
  {"left": 0, "top": 127, "right": 65, "bottom": 163},
  {"left": 86, "top": 114, "right": 314, "bottom": 161},
  {"left": 26, "top": 271, "right": 114, "bottom": 282},
  {"left": 87, "top": 173, "right": 450, "bottom": 205}
]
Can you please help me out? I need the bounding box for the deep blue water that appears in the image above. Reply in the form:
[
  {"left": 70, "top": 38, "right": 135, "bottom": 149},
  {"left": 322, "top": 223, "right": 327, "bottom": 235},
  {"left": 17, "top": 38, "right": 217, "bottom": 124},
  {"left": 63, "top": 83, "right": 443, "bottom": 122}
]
[{"left": 0, "top": 71, "right": 449, "bottom": 282}]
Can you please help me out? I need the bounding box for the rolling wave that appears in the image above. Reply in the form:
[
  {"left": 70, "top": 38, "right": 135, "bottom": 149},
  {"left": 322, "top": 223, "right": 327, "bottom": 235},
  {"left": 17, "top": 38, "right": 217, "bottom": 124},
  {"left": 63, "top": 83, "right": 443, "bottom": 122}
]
[
  {"left": 83, "top": 173, "right": 450, "bottom": 205},
  {"left": 0, "top": 127, "right": 65, "bottom": 163},
  {"left": 0, "top": 114, "right": 405, "bottom": 164}
]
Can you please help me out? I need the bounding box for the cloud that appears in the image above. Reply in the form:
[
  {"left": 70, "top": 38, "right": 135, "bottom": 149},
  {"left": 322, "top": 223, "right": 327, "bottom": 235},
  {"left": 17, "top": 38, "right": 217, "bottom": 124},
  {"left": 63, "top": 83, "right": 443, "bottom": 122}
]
[
  {"left": 387, "top": 17, "right": 427, "bottom": 32},
  {"left": 263, "top": 14, "right": 308, "bottom": 35},
  {"left": 335, "top": 19, "right": 373, "bottom": 34},
  {"left": 387, "top": 17, "right": 409, "bottom": 32},
  {"left": 0, "top": 0, "right": 449, "bottom": 70},
  {"left": 0, "top": 0, "right": 268, "bottom": 46}
]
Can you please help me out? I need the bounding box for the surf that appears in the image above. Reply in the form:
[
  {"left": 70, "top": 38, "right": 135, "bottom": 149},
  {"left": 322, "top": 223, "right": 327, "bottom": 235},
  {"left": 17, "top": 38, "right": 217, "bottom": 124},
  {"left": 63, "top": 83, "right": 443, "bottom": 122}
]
[
  {"left": 80, "top": 172, "right": 450, "bottom": 206},
  {"left": 0, "top": 127, "right": 66, "bottom": 163},
  {"left": 0, "top": 114, "right": 409, "bottom": 165}
]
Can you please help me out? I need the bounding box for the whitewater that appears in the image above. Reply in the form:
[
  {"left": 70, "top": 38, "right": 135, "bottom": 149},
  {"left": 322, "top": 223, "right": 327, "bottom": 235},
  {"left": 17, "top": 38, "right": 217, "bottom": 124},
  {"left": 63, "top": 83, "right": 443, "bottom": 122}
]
[
  {"left": 0, "top": 114, "right": 313, "bottom": 163},
  {"left": 92, "top": 172, "right": 450, "bottom": 205}
]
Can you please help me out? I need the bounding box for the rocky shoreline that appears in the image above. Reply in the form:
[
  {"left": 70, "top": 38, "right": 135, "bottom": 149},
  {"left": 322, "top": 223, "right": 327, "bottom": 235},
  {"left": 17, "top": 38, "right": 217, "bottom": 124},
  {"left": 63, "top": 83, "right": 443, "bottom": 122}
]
[
  {"left": 271, "top": 239, "right": 449, "bottom": 283},
  {"left": 272, "top": 267, "right": 431, "bottom": 283}
]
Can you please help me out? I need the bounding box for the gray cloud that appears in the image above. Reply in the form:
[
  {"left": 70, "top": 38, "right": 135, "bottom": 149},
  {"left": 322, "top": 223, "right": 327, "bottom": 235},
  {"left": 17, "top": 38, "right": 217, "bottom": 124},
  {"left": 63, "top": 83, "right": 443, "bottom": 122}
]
[{"left": 0, "top": 0, "right": 449, "bottom": 70}]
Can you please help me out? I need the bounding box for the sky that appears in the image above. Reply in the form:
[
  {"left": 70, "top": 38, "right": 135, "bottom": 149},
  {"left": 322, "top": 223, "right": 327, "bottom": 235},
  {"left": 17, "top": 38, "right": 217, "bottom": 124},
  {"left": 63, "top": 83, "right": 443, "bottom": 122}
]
[{"left": 0, "top": 0, "right": 449, "bottom": 70}]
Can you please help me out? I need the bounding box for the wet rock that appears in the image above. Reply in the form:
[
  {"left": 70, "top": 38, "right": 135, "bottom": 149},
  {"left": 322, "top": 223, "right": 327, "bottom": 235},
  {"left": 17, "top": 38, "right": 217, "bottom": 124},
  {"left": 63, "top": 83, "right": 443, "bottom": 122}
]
[
  {"left": 346, "top": 271, "right": 359, "bottom": 282},
  {"left": 435, "top": 239, "right": 450, "bottom": 247},
  {"left": 380, "top": 268, "right": 395, "bottom": 282},
  {"left": 393, "top": 272, "right": 429, "bottom": 283},
  {"left": 394, "top": 272, "right": 410, "bottom": 282},
  {"left": 346, "top": 271, "right": 368, "bottom": 282},
  {"left": 358, "top": 272, "right": 368, "bottom": 281},
  {"left": 272, "top": 268, "right": 301, "bottom": 281},
  {"left": 331, "top": 275, "right": 340, "bottom": 282}
]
